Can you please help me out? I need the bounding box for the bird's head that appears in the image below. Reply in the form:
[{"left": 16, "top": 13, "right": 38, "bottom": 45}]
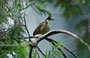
[{"left": 45, "top": 17, "right": 54, "bottom": 22}]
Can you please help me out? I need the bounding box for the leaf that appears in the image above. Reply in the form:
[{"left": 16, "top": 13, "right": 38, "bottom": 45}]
[{"left": 32, "top": 4, "right": 52, "bottom": 17}]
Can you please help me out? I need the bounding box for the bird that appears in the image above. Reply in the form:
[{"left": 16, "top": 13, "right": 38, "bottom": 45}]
[{"left": 33, "top": 17, "right": 54, "bottom": 36}]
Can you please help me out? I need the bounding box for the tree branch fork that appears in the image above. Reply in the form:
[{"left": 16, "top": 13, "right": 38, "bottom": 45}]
[
  {"left": 25, "top": 29, "right": 90, "bottom": 58},
  {"left": 27, "top": 29, "right": 90, "bottom": 51}
]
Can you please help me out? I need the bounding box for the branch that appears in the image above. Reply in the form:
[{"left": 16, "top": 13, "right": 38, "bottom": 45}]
[
  {"left": 22, "top": 4, "right": 32, "bottom": 10},
  {"left": 22, "top": 2, "right": 35, "bottom": 10},
  {"left": 29, "top": 46, "right": 33, "bottom": 58},
  {"left": 36, "top": 46, "right": 46, "bottom": 58},
  {"left": 23, "top": 14, "right": 31, "bottom": 42},
  {"left": 36, "top": 29, "right": 90, "bottom": 51},
  {"left": 24, "top": 14, "right": 34, "bottom": 58},
  {"left": 46, "top": 38, "right": 78, "bottom": 58}
]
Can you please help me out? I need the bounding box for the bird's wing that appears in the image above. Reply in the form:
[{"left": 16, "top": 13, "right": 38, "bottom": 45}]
[{"left": 33, "top": 22, "right": 44, "bottom": 36}]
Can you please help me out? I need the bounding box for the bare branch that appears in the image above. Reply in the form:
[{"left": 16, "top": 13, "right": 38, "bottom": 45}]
[
  {"left": 23, "top": 14, "right": 35, "bottom": 58},
  {"left": 36, "top": 29, "right": 90, "bottom": 51},
  {"left": 46, "top": 38, "right": 78, "bottom": 58},
  {"left": 36, "top": 46, "right": 46, "bottom": 58},
  {"left": 23, "top": 14, "right": 31, "bottom": 42},
  {"left": 29, "top": 46, "right": 33, "bottom": 58},
  {"left": 24, "top": 29, "right": 90, "bottom": 58}
]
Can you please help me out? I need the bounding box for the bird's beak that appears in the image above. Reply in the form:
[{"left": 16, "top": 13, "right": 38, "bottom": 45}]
[{"left": 51, "top": 19, "right": 54, "bottom": 21}]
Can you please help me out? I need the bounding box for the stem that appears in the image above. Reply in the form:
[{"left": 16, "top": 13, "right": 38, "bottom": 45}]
[
  {"left": 23, "top": 14, "right": 31, "bottom": 42},
  {"left": 29, "top": 46, "right": 33, "bottom": 58},
  {"left": 36, "top": 46, "right": 47, "bottom": 58}
]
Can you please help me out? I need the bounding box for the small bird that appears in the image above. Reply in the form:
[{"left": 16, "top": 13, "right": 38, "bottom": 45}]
[{"left": 33, "top": 17, "right": 54, "bottom": 36}]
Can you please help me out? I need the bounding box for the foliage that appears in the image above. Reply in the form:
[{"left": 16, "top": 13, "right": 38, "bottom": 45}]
[
  {"left": 0, "top": 41, "right": 29, "bottom": 58},
  {"left": 46, "top": 41, "right": 63, "bottom": 58}
]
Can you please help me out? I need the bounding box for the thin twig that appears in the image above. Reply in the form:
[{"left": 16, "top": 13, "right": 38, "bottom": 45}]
[
  {"left": 22, "top": 2, "right": 35, "bottom": 10},
  {"left": 22, "top": 3, "right": 32, "bottom": 10},
  {"left": 0, "top": 36, "right": 39, "bottom": 41},
  {"left": 46, "top": 38, "right": 79, "bottom": 58},
  {"left": 24, "top": 13, "right": 34, "bottom": 58},
  {"left": 36, "top": 46, "right": 47, "bottom": 58},
  {"left": 23, "top": 14, "right": 31, "bottom": 42},
  {"left": 58, "top": 48, "right": 68, "bottom": 58},
  {"left": 63, "top": 46, "right": 78, "bottom": 58}
]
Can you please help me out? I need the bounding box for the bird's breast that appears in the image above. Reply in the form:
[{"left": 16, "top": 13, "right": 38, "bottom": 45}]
[{"left": 41, "top": 24, "right": 50, "bottom": 34}]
